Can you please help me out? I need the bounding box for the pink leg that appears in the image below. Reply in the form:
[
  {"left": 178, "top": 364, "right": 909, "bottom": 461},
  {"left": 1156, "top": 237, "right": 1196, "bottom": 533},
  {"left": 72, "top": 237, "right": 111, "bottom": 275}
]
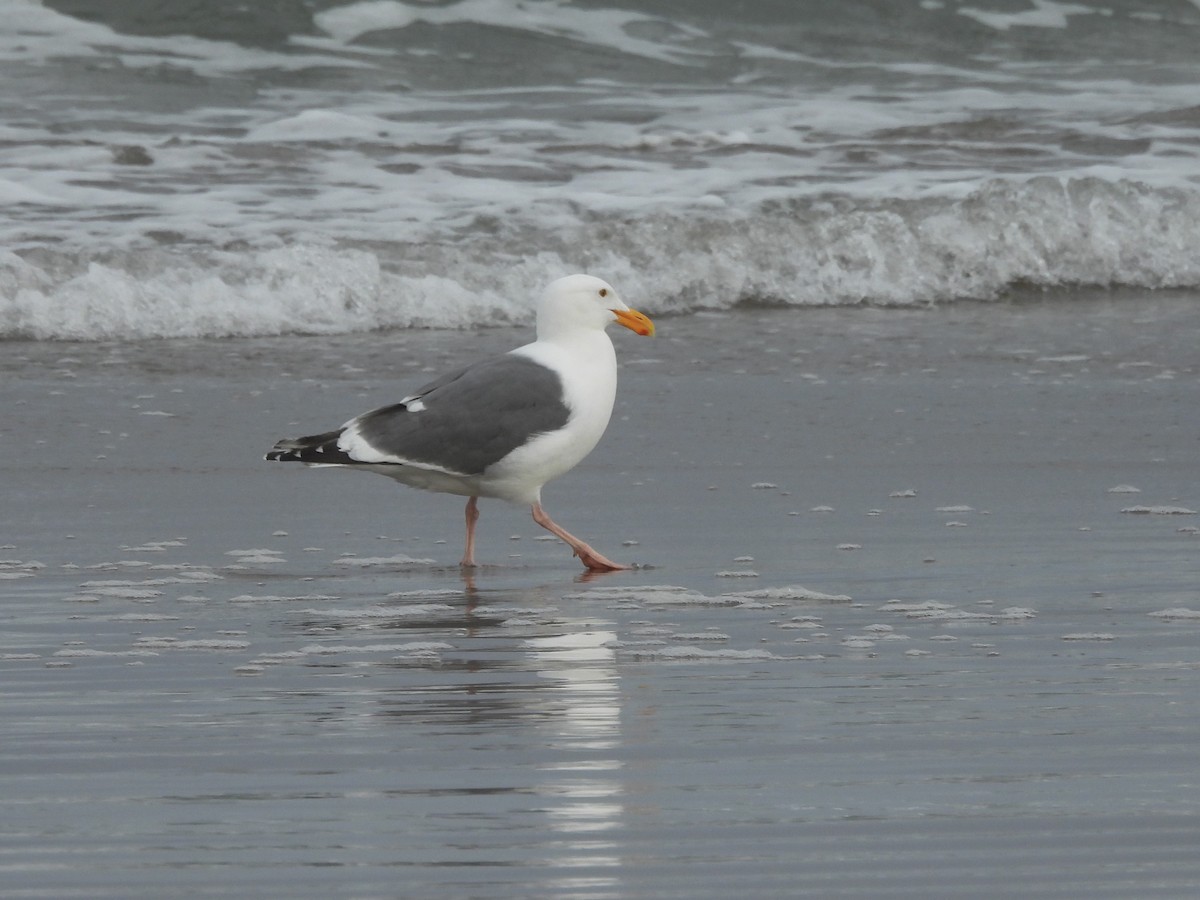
[
  {"left": 530, "top": 502, "right": 629, "bottom": 572},
  {"left": 461, "top": 496, "right": 480, "bottom": 567}
]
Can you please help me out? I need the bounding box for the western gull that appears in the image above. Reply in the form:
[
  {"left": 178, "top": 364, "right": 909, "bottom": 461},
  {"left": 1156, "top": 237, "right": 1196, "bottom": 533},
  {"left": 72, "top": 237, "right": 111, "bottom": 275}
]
[{"left": 265, "top": 274, "right": 655, "bottom": 571}]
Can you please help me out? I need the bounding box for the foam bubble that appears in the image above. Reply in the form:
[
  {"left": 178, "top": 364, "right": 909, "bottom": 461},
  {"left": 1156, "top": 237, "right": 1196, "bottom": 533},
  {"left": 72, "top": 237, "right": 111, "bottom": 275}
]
[
  {"left": 568, "top": 585, "right": 748, "bottom": 607},
  {"left": 300, "top": 604, "right": 457, "bottom": 619},
  {"left": 958, "top": 1, "right": 1094, "bottom": 32},
  {"left": 298, "top": 642, "right": 453, "bottom": 655},
  {"left": 332, "top": 554, "right": 438, "bottom": 567},
  {"left": 620, "top": 645, "right": 779, "bottom": 661},
  {"left": 729, "top": 586, "right": 852, "bottom": 602},
  {"left": 313, "top": 0, "right": 701, "bottom": 64},
  {"left": 87, "top": 586, "right": 164, "bottom": 600},
  {"left": 1148, "top": 608, "right": 1200, "bottom": 620},
  {"left": 228, "top": 594, "right": 340, "bottom": 603},
  {"left": 134, "top": 638, "right": 250, "bottom": 650},
  {"left": 881, "top": 600, "right": 1036, "bottom": 621}
]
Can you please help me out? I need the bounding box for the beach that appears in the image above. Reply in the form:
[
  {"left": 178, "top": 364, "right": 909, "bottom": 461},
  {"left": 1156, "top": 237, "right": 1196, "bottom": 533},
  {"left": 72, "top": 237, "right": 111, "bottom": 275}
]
[
  {"left": 5, "top": 2, "right": 1200, "bottom": 895},
  {"left": 4, "top": 292, "right": 1199, "bottom": 898}
]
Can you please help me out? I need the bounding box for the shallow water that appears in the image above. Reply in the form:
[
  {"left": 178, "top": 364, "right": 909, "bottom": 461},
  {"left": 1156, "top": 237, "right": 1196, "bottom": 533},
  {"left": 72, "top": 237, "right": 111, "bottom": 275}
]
[
  {"left": 5, "top": 554, "right": 1200, "bottom": 898},
  {"left": 3, "top": 299, "right": 1199, "bottom": 898}
]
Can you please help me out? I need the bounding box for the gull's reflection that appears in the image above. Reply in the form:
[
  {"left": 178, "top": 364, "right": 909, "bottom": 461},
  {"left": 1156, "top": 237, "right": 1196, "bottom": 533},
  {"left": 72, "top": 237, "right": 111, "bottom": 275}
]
[
  {"left": 290, "top": 582, "right": 629, "bottom": 895},
  {"left": 524, "top": 629, "right": 625, "bottom": 896}
]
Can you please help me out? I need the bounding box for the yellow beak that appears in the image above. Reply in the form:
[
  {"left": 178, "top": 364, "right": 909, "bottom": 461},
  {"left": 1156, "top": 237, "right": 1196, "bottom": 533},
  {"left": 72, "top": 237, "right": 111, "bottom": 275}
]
[{"left": 611, "top": 307, "right": 655, "bottom": 337}]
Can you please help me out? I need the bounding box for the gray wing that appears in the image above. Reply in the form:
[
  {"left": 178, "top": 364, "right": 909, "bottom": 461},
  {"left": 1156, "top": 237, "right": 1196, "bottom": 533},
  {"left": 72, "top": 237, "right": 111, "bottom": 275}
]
[{"left": 340, "top": 353, "right": 571, "bottom": 475}]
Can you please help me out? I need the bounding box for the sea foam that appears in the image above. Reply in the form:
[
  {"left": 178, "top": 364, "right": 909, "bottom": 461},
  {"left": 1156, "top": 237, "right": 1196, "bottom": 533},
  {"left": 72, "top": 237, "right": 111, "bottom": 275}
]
[
  {"left": 4, "top": 177, "right": 1199, "bottom": 340},
  {"left": 5, "top": 0, "right": 1200, "bottom": 341}
]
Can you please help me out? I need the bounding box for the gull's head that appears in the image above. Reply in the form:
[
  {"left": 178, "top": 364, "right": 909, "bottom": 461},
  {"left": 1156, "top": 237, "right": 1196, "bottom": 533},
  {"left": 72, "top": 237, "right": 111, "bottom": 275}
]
[{"left": 537, "top": 274, "right": 655, "bottom": 340}]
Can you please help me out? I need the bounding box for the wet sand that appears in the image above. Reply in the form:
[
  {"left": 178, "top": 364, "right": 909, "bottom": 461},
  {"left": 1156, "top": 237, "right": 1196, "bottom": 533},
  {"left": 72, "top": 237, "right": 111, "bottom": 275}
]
[{"left": 3, "top": 292, "right": 1200, "bottom": 898}]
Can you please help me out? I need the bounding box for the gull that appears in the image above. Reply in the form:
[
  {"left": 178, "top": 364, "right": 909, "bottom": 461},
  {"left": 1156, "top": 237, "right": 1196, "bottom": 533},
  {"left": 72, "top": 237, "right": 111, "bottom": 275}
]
[{"left": 265, "top": 274, "right": 655, "bottom": 571}]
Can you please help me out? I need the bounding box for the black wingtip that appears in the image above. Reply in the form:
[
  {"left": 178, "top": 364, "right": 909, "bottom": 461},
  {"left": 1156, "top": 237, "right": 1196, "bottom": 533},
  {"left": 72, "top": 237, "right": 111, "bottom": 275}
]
[{"left": 264, "top": 430, "right": 352, "bottom": 464}]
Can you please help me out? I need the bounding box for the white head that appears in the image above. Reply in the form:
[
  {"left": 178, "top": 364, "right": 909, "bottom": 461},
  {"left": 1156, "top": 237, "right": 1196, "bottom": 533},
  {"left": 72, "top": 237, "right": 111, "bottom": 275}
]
[{"left": 536, "top": 274, "right": 655, "bottom": 341}]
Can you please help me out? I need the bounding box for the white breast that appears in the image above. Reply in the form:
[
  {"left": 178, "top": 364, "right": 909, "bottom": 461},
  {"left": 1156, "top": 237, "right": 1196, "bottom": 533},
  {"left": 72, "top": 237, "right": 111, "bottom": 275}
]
[{"left": 481, "top": 331, "right": 618, "bottom": 504}]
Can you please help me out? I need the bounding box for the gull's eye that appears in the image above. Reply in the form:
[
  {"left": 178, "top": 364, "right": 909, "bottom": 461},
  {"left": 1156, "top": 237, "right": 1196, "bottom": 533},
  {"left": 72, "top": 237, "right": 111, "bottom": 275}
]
[{"left": 599, "top": 288, "right": 608, "bottom": 298}]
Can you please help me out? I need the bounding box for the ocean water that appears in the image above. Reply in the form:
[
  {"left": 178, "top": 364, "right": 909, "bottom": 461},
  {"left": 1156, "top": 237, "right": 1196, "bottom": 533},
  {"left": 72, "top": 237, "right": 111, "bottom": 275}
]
[{"left": 3, "top": 0, "right": 1200, "bottom": 339}]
